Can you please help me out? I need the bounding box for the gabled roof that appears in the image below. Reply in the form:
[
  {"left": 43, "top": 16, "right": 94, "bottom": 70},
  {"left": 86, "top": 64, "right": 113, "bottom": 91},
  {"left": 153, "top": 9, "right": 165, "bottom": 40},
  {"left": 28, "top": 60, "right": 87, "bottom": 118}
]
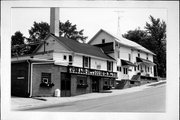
[
  {"left": 88, "top": 29, "right": 155, "bottom": 55},
  {"left": 35, "top": 33, "right": 114, "bottom": 61}
]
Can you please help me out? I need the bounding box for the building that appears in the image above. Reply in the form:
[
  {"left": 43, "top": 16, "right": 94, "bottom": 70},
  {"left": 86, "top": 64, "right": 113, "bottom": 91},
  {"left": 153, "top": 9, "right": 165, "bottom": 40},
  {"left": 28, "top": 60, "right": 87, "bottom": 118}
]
[
  {"left": 11, "top": 33, "right": 117, "bottom": 97},
  {"left": 88, "top": 29, "right": 158, "bottom": 88}
]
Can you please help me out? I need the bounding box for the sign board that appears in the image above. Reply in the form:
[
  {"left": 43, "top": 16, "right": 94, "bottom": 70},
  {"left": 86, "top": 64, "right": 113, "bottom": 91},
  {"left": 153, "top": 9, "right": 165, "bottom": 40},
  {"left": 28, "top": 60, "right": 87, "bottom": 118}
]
[{"left": 68, "top": 66, "right": 117, "bottom": 78}]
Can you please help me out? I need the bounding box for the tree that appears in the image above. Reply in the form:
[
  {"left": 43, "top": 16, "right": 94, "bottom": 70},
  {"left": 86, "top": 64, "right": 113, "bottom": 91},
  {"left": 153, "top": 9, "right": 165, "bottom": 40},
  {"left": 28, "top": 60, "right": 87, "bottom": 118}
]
[
  {"left": 11, "top": 31, "right": 25, "bottom": 56},
  {"left": 28, "top": 21, "right": 50, "bottom": 43},
  {"left": 123, "top": 15, "right": 166, "bottom": 77},
  {"left": 11, "top": 31, "right": 25, "bottom": 46},
  {"left": 145, "top": 15, "right": 166, "bottom": 77},
  {"left": 11, "top": 20, "right": 87, "bottom": 56},
  {"left": 28, "top": 20, "right": 87, "bottom": 43},
  {"left": 59, "top": 20, "right": 87, "bottom": 43}
]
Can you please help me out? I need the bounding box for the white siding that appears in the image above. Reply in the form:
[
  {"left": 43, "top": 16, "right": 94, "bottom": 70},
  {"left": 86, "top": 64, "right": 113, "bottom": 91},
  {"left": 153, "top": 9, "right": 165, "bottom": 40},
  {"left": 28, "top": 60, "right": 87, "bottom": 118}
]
[
  {"left": 91, "top": 58, "right": 107, "bottom": 71},
  {"left": 89, "top": 32, "right": 114, "bottom": 45},
  {"left": 53, "top": 52, "right": 73, "bottom": 66},
  {"left": 73, "top": 55, "right": 83, "bottom": 67},
  {"left": 37, "top": 36, "right": 69, "bottom": 53}
]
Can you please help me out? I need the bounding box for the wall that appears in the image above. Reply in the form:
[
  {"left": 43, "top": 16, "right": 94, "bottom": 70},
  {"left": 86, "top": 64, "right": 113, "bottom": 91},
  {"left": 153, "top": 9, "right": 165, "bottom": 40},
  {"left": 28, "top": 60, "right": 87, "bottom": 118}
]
[
  {"left": 37, "top": 36, "right": 69, "bottom": 53},
  {"left": 32, "top": 64, "right": 67, "bottom": 97},
  {"left": 71, "top": 75, "right": 91, "bottom": 96},
  {"left": 89, "top": 31, "right": 114, "bottom": 45}
]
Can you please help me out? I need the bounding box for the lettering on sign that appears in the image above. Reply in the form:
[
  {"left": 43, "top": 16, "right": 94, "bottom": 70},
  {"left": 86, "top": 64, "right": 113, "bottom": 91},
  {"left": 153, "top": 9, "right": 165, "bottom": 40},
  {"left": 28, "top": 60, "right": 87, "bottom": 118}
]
[{"left": 68, "top": 66, "right": 117, "bottom": 78}]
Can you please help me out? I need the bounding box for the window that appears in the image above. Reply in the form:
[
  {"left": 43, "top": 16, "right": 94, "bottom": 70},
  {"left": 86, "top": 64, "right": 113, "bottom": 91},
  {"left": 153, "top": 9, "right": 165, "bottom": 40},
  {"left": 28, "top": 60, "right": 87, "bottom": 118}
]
[
  {"left": 123, "top": 68, "right": 128, "bottom": 74},
  {"left": 134, "top": 66, "right": 136, "bottom": 71},
  {"left": 117, "top": 51, "right": 120, "bottom": 58},
  {"left": 146, "top": 53, "right": 149, "bottom": 60},
  {"left": 41, "top": 73, "right": 51, "bottom": 84},
  {"left": 107, "top": 61, "right": 113, "bottom": 71},
  {"left": 77, "top": 75, "right": 87, "bottom": 85},
  {"left": 145, "top": 66, "right": 147, "bottom": 72},
  {"left": 83, "top": 56, "right": 91, "bottom": 68},
  {"left": 104, "top": 81, "right": 108, "bottom": 85},
  {"left": 63, "top": 55, "right": 67, "bottom": 60},
  {"left": 129, "top": 54, "right": 131, "bottom": 61},
  {"left": 138, "top": 53, "right": 140, "bottom": 57},
  {"left": 138, "top": 65, "right": 139, "bottom": 70},
  {"left": 69, "top": 55, "right": 72, "bottom": 62},
  {"left": 117, "top": 66, "right": 121, "bottom": 72},
  {"left": 148, "top": 67, "right": 149, "bottom": 72},
  {"left": 102, "top": 39, "right": 105, "bottom": 44}
]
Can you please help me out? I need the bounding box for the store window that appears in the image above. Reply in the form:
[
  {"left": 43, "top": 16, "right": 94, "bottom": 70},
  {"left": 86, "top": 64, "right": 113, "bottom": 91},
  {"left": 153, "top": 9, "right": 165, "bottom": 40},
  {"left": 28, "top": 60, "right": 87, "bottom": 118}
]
[
  {"left": 77, "top": 75, "right": 88, "bottom": 89},
  {"left": 41, "top": 73, "right": 51, "bottom": 84},
  {"left": 107, "top": 61, "right": 113, "bottom": 71}
]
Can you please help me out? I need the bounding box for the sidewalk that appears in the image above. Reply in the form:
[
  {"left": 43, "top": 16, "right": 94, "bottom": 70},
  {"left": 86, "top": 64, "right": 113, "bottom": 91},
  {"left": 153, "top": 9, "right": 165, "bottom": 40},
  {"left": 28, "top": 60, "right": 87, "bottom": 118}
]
[{"left": 11, "top": 80, "right": 166, "bottom": 110}]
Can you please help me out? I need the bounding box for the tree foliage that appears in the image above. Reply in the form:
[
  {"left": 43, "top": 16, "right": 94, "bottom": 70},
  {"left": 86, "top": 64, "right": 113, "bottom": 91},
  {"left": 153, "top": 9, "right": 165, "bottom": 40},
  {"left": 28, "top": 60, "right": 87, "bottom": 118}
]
[
  {"left": 11, "top": 20, "right": 87, "bottom": 56},
  {"left": 123, "top": 15, "right": 166, "bottom": 77},
  {"left": 11, "top": 31, "right": 25, "bottom": 56}
]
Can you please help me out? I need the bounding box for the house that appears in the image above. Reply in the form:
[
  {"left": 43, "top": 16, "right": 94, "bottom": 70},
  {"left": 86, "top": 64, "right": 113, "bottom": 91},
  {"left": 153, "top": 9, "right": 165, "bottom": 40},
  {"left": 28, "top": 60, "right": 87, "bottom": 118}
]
[
  {"left": 88, "top": 29, "right": 158, "bottom": 88},
  {"left": 11, "top": 34, "right": 117, "bottom": 97},
  {"left": 11, "top": 8, "right": 117, "bottom": 97}
]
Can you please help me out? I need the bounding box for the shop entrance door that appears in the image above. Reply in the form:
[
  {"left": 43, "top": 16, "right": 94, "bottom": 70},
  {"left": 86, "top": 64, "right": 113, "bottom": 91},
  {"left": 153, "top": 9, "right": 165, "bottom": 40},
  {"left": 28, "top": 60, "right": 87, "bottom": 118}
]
[
  {"left": 61, "top": 73, "right": 71, "bottom": 97},
  {"left": 92, "top": 77, "right": 100, "bottom": 92}
]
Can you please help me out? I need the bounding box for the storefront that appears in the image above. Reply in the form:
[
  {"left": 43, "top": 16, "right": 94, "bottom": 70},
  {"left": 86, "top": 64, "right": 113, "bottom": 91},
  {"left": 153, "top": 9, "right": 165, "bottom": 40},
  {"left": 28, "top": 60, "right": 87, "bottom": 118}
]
[
  {"left": 11, "top": 59, "right": 117, "bottom": 97},
  {"left": 68, "top": 66, "right": 117, "bottom": 96}
]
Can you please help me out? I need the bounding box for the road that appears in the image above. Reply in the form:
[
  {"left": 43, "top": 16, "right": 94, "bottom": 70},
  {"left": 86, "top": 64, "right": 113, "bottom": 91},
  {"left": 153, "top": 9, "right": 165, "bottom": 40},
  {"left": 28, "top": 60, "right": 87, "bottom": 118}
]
[{"left": 26, "top": 84, "right": 166, "bottom": 112}]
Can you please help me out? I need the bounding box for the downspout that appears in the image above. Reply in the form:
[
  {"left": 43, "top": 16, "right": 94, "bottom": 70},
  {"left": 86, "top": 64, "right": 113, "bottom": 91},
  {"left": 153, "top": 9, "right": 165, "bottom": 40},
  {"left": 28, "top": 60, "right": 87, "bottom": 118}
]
[
  {"left": 27, "top": 60, "right": 31, "bottom": 97},
  {"left": 29, "top": 62, "right": 54, "bottom": 97}
]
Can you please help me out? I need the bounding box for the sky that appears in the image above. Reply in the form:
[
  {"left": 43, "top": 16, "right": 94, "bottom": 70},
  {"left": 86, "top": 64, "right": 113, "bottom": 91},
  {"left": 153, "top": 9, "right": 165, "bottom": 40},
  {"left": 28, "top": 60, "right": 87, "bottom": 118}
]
[{"left": 11, "top": 8, "right": 167, "bottom": 42}]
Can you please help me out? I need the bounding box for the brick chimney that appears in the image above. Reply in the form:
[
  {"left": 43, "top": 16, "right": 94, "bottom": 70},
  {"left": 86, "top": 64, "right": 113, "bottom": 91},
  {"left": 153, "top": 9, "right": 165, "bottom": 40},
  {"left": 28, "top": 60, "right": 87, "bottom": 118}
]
[{"left": 50, "top": 7, "right": 59, "bottom": 37}]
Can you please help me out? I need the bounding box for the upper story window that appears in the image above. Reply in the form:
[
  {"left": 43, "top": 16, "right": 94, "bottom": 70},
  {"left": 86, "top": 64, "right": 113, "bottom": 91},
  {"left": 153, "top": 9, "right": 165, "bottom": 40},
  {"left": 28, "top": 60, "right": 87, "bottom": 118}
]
[
  {"left": 69, "top": 55, "right": 73, "bottom": 65},
  {"left": 83, "top": 56, "right": 91, "bottom": 68},
  {"left": 146, "top": 53, "right": 149, "bottom": 60},
  {"left": 128, "top": 54, "right": 131, "bottom": 61},
  {"left": 63, "top": 55, "right": 67, "bottom": 60},
  {"left": 69, "top": 55, "right": 72, "bottom": 62},
  {"left": 138, "top": 53, "right": 140, "bottom": 57},
  {"left": 117, "top": 66, "right": 121, "bottom": 72},
  {"left": 117, "top": 51, "right": 120, "bottom": 58},
  {"left": 102, "top": 39, "right": 105, "bottom": 44},
  {"left": 107, "top": 61, "right": 113, "bottom": 71}
]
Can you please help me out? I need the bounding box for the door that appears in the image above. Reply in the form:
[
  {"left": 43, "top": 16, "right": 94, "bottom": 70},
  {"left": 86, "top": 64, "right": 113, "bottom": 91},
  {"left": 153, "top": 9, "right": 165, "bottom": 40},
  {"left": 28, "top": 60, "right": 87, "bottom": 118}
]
[
  {"left": 61, "top": 73, "right": 71, "bottom": 97},
  {"left": 92, "top": 77, "right": 100, "bottom": 92},
  {"left": 11, "top": 63, "right": 29, "bottom": 97}
]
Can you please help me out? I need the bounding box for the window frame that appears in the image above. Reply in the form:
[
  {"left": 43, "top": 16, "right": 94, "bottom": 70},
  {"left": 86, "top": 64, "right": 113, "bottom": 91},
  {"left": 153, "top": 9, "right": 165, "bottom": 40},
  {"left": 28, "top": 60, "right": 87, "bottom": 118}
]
[
  {"left": 107, "top": 61, "right": 113, "bottom": 71},
  {"left": 41, "top": 72, "right": 51, "bottom": 84}
]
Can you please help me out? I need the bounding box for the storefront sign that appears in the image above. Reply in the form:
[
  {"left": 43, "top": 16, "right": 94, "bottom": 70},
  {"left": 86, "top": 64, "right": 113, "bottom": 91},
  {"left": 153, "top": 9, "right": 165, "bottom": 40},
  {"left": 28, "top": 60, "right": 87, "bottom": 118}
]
[{"left": 68, "top": 66, "right": 117, "bottom": 78}]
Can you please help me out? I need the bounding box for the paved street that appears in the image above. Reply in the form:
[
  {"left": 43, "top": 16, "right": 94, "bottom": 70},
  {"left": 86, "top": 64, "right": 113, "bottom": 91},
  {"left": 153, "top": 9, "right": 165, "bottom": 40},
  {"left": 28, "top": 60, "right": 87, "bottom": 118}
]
[{"left": 24, "top": 84, "right": 166, "bottom": 112}]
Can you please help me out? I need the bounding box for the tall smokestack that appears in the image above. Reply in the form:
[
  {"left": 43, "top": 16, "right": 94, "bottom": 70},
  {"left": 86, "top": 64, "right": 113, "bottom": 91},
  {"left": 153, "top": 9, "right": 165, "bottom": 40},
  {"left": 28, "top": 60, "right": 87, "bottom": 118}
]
[{"left": 50, "top": 7, "right": 59, "bottom": 37}]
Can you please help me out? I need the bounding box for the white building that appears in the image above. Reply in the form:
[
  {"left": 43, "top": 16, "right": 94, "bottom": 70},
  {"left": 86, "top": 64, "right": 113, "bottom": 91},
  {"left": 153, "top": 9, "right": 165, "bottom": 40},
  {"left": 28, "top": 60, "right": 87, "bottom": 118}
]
[{"left": 88, "top": 29, "right": 157, "bottom": 84}]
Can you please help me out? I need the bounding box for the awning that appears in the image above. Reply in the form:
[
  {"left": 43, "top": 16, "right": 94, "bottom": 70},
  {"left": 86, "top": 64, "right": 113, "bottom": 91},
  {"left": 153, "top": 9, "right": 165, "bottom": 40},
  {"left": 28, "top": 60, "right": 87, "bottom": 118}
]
[
  {"left": 136, "top": 57, "right": 156, "bottom": 66},
  {"left": 121, "top": 59, "right": 136, "bottom": 67}
]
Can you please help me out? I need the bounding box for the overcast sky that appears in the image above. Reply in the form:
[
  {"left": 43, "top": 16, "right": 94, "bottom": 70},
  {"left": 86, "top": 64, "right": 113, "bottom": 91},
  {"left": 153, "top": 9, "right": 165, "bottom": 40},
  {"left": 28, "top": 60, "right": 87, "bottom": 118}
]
[{"left": 11, "top": 8, "right": 167, "bottom": 42}]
